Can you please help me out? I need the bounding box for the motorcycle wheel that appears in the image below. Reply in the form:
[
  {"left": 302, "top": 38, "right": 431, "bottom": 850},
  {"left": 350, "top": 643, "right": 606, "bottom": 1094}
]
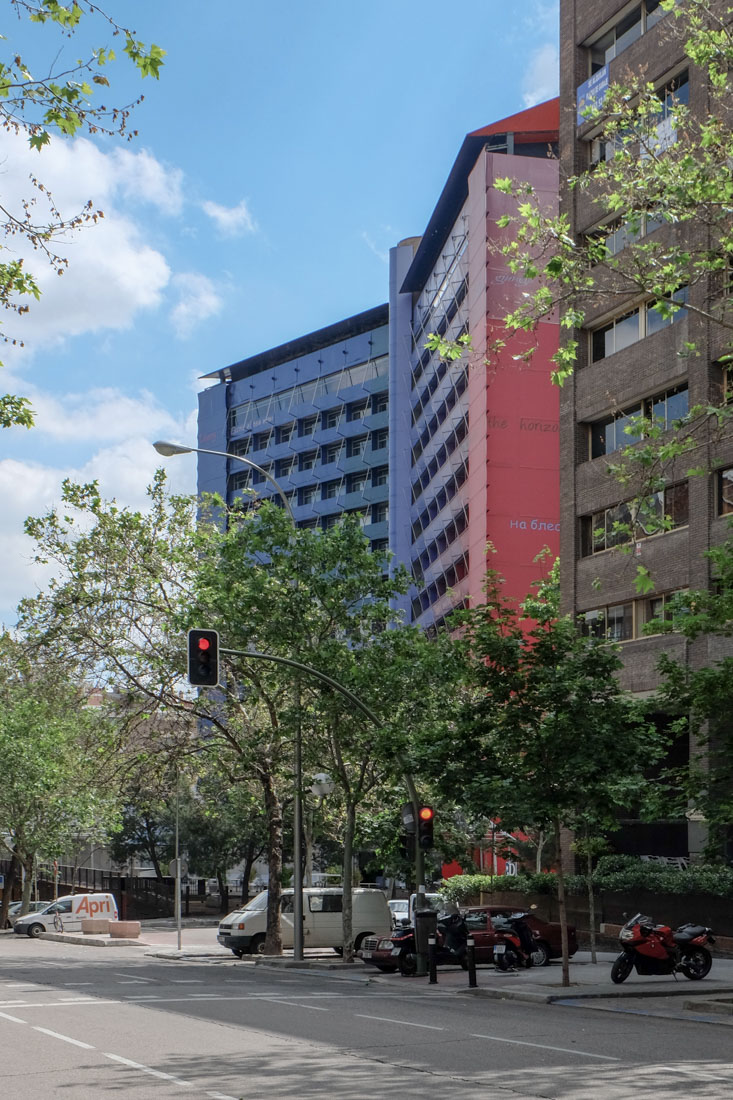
[
  {"left": 681, "top": 946, "right": 712, "bottom": 980},
  {"left": 611, "top": 953, "right": 634, "bottom": 984},
  {"left": 399, "top": 951, "right": 418, "bottom": 977},
  {"left": 495, "top": 949, "right": 519, "bottom": 972}
]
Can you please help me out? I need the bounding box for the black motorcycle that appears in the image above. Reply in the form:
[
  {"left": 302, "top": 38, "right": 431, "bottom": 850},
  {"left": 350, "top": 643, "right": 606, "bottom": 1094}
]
[
  {"left": 397, "top": 910, "right": 468, "bottom": 976},
  {"left": 491, "top": 911, "right": 536, "bottom": 971}
]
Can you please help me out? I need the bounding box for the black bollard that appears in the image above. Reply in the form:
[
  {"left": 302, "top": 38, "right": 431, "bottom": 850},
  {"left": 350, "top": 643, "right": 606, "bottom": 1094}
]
[
  {"left": 428, "top": 935, "right": 438, "bottom": 984},
  {"left": 466, "top": 936, "right": 477, "bottom": 988}
]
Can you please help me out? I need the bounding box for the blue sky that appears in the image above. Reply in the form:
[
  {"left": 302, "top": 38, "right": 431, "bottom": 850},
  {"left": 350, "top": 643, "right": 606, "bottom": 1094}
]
[{"left": 0, "top": 0, "right": 558, "bottom": 624}]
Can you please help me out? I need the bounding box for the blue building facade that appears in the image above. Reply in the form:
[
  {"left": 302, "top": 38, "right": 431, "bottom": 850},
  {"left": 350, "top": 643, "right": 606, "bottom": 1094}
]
[{"left": 197, "top": 305, "right": 390, "bottom": 552}]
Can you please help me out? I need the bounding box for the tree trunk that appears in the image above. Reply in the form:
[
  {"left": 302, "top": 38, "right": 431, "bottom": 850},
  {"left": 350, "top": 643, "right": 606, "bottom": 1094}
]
[
  {"left": 304, "top": 805, "right": 314, "bottom": 887},
  {"left": 20, "top": 854, "right": 34, "bottom": 912},
  {"left": 262, "top": 771, "right": 283, "bottom": 955},
  {"left": 0, "top": 853, "right": 18, "bottom": 928},
  {"left": 144, "top": 817, "right": 165, "bottom": 881},
  {"left": 240, "top": 841, "right": 258, "bottom": 903},
  {"left": 554, "top": 816, "right": 570, "bottom": 988},
  {"left": 587, "top": 847, "right": 597, "bottom": 964},
  {"left": 341, "top": 800, "right": 356, "bottom": 962}
]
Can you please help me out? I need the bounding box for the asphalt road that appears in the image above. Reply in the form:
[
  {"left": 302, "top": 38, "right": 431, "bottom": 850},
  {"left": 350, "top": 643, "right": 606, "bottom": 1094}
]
[{"left": 2, "top": 936, "right": 733, "bottom": 1098}]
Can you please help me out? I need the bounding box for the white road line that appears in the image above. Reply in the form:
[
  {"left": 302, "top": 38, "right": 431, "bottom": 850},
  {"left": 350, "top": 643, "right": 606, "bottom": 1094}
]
[
  {"left": 264, "top": 1000, "right": 330, "bottom": 1011},
  {"left": 104, "top": 1052, "right": 194, "bottom": 1088},
  {"left": 6, "top": 999, "right": 121, "bottom": 1008},
  {"left": 0, "top": 1011, "right": 27, "bottom": 1023},
  {"left": 469, "top": 1032, "right": 620, "bottom": 1061},
  {"left": 170, "top": 979, "right": 204, "bottom": 983},
  {"left": 207, "top": 1093, "right": 239, "bottom": 1100},
  {"left": 62, "top": 982, "right": 94, "bottom": 986},
  {"left": 355, "top": 1014, "right": 445, "bottom": 1030},
  {"left": 112, "top": 972, "right": 155, "bottom": 982},
  {"left": 0, "top": 1001, "right": 30, "bottom": 1007},
  {"left": 33, "top": 1026, "right": 95, "bottom": 1050}
]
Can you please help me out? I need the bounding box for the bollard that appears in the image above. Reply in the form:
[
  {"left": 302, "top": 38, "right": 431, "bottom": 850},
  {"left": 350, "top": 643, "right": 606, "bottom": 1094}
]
[
  {"left": 466, "top": 936, "right": 477, "bottom": 988},
  {"left": 428, "top": 935, "right": 438, "bottom": 984}
]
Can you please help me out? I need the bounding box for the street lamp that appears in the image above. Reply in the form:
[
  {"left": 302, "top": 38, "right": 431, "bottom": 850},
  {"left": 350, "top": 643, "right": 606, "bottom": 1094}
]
[{"left": 152, "top": 438, "right": 305, "bottom": 959}]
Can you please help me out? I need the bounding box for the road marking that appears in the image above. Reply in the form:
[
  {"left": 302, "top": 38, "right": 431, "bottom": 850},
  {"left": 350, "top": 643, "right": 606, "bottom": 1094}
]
[
  {"left": 355, "top": 1014, "right": 445, "bottom": 1030},
  {"left": 0, "top": 1001, "right": 30, "bottom": 1007},
  {"left": 469, "top": 1033, "right": 620, "bottom": 1061},
  {"left": 0, "top": 1011, "right": 27, "bottom": 1023},
  {"left": 112, "top": 972, "right": 155, "bottom": 982},
  {"left": 62, "top": 982, "right": 94, "bottom": 986},
  {"left": 170, "top": 979, "right": 204, "bottom": 983},
  {"left": 207, "top": 1093, "right": 239, "bottom": 1100},
  {"left": 264, "top": 999, "right": 330, "bottom": 1010},
  {"left": 33, "top": 1026, "right": 95, "bottom": 1050},
  {"left": 104, "top": 1052, "right": 194, "bottom": 1088}
]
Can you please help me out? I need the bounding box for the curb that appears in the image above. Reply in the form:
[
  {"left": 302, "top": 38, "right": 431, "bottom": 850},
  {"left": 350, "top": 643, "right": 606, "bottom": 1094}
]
[{"left": 38, "top": 932, "right": 147, "bottom": 948}]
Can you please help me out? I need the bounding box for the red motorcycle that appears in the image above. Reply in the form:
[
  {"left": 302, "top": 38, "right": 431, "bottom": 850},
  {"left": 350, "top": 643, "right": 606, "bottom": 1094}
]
[
  {"left": 491, "top": 911, "right": 536, "bottom": 971},
  {"left": 611, "top": 912, "right": 715, "bottom": 983}
]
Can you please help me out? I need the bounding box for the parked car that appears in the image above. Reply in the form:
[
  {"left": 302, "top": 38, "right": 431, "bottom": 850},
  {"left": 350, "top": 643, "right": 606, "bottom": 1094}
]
[
  {"left": 3, "top": 901, "right": 47, "bottom": 929},
  {"left": 387, "top": 899, "right": 409, "bottom": 929},
  {"left": 13, "top": 893, "right": 118, "bottom": 937},
  {"left": 358, "top": 905, "right": 577, "bottom": 972}
]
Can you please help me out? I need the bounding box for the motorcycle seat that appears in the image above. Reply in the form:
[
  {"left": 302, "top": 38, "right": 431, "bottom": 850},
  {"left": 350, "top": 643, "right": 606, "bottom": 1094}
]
[{"left": 673, "top": 924, "right": 707, "bottom": 942}]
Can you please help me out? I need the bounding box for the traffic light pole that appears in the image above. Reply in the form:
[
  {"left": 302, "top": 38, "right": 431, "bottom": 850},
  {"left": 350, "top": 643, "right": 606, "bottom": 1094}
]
[{"left": 220, "top": 646, "right": 427, "bottom": 936}]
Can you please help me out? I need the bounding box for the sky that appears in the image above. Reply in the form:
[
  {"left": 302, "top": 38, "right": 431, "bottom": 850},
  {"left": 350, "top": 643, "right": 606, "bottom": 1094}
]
[{"left": 0, "top": 0, "right": 559, "bottom": 626}]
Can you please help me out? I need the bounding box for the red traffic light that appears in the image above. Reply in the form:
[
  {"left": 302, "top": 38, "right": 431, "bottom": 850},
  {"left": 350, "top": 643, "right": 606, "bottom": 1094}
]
[
  {"left": 418, "top": 806, "right": 434, "bottom": 822},
  {"left": 197, "top": 637, "right": 211, "bottom": 651}
]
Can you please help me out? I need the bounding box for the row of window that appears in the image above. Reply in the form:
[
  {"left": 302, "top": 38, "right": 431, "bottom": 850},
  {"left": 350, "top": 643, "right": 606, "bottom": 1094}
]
[
  {"left": 588, "top": 71, "right": 688, "bottom": 166},
  {"left": 297, "top": 468, "right": 388, "bottom": 506},
  {"left": 581, "top": 482, "right": 689, "bottom": 556},
  {"left": 413, "top": 507, "right": 469, "bottom": 582},
  {"left": 579, "top": 590, "right": 685, "bottom": 643},
  {"left": 588, "top": 1, "right": 666, "bottom": 75},
  {"left": 232, "top": 429, "right": 389, "bottom": 478},
  {"left": 587, "top": 384, "right": 688, "bottom": 460},
  {"left": 591, "top": 288, "right": 688, "bottom": 362},
  {"left": 412, "top": 415, "right": 468, "bottom": 502},
  {"left": 411, "top": 553, "right": 469, "bottom": 621},
  {"left": 232, "top": 393, "right": 388, "bottom": 453},
  {"left": 412, "top": 372, "right": 468, "bottom": 459},
  {"left": 412, "top": 462, "right": 468, "bottom": 542},
  {"left": 228, "top": 356, "right": 389, "bottom": 433},
  {"left": 589, "top": 210, "right": 665, "bottom": 259}
]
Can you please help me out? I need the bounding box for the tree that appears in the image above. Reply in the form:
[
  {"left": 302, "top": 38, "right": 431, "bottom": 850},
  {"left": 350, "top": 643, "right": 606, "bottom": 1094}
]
[
  {"left": 0, "top": 635, "right": 120, "bottom": 924},
  {"left": 651, "top": 521, "right": 733, "bottom": 857},
  {"left": 0, "top": 2, "right": 164, "bottom": 428},
  {"left": 415, "top": 560, "right": 665, "bottom": 986},
  {"left": 19, "top": 476, "right": 424, "bottom": 955}
]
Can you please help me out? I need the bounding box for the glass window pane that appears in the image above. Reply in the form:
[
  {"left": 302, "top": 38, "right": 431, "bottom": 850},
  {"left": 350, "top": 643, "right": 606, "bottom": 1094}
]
[
  {"left": 616, "top": 8, "right": 642, "bottom": 54},
  {"left": 666, "top": 482, "right": 689, "bottom": 526},
  {"left": 590, "top": 420, "right": 608, "bottom": 458},
  {"left": 615, "top": 309, "right": 640, "bottom": 351},
  {"left": 592, "top": 323, "right": 612, "bottom": 361},
  {"left": 646, "top": 0, "right": 664, "bottom": 30},
  {"left": 666, "top": 387, "right": 689, "bottom": 423},
  {"left": 607, "top": 603, "right": 634, "bottom": 641},
  {"left": 720, "top": 468, "right": 733, "bottom": 515}
]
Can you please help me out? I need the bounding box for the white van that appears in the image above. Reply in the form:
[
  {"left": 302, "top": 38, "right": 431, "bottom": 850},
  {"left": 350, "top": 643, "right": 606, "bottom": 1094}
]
[
  {"left": 217, "top": 887, "right": 390, "bottom": 957},
  {"left": 13, "top": 893, "right": 118, "bottom": 937}
]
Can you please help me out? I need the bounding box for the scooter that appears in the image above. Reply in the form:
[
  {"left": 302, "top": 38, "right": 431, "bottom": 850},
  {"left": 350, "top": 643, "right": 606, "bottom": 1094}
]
[
  {"left": 611, "top": 912, "right": 715, "bottom": 983},
  {"left": 492, "top": 911, "right": 536, "bottom": 971},
  {"left": 437, "top": 909, "right": 469, "bottom": 967}
]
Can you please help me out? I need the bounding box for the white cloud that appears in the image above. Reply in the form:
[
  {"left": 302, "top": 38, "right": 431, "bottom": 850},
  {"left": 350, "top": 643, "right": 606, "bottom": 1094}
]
[
  {"left": 201, "top": 198, "right": 256, "bottom": 237},
  {"left": 522, "top": 42, "right": 559, "bottom": 108},
  {"left": 170, "top": 272, "right": 223, "bottom": 339}
]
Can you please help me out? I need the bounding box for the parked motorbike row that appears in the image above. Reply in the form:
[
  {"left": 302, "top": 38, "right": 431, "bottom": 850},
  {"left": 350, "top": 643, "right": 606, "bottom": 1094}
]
[
  {"left": 398, "top": 908, "right": 716, "bottom": 984},
  {"left": 611, "top": 911, "right": 716, "bottom": 983}
]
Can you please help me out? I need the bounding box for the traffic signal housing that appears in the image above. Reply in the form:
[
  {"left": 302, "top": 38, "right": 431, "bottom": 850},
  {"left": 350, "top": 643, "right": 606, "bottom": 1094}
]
[
  {"left": 187, "top": 628, "right": 220, "bottom": 687},
  {"left": 418, "top": 805, "right": 435, "bottom": 849}
]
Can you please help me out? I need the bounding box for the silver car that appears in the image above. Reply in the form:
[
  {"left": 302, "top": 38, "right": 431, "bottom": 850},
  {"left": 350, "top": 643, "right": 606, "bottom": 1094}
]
[{"left": 4, "top": 901, "right": 48, "bottom": 929}]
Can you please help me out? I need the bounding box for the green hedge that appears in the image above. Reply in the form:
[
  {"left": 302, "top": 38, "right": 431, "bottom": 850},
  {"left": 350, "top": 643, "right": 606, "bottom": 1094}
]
[{"left": 441, "top": 856, "right": 733, "bottom": 902}]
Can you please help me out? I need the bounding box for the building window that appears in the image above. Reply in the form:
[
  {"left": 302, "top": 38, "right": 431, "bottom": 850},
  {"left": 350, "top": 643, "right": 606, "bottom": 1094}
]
[
  {"left": 278, "top": 422, "right": 295, "bottom": 445},
  {"left": 321, "top": 442, "right": 342, "bottom": 465},
  {"left": 322, "top": 514, "right": 340, "bottom": 530},
  {"left": 372, "top": 392, "right": 388, "bottom": 414},
  {"left": 299, "top": 485, "right": 318, "bottom": 507},
  {"left": 322, "top": 408, "right": 341, "bottom": 430},
  {"left": 347, "top": 472, "right": 368, "bottom": 494},
  {"left": 588, "top": 2, "right": 664, "bottom": 74},
  {"left": 371, "top": 427, "right": 388, "bottom": 451},
  {"left": 299, "top": 518, "right": 318, "bottom": 530},
  {"left": 230, "top": 470, "right": 251, "bottom": 492},
  {"left": 371, "top": 538, "right": 388, "bottom": 553},
  {"left": 588, "top": 385, "right": 688, "bottom": 459},
  {"left": 591, "top": 291, "right": 688, "bottom": 361},
  {"left": 251, "top": 462, "right": 273, "bottom": 486},
  {"left": 276, "top": 457, "right": 295, "bottom": 478},
  {"left": 580, "top": 590, "right": 686, "bottom": 640},
  {"left": 347, "top": 435, "right": 367, "bottom": 459},
  {"left": 322, "top": 479, "right": 340, "bottom": 500},
  {"left": 230, "top": 436, "right": 251, "bottom": 457},
  {"left": 347, "top": 399, "right": 369, "bottom": 422},
  {"left": 719, "top": 467, "right": 733, "bottom": 516},
  {"left": 299, "top": 450, "right": 317, "bottom": 472},
  {"left": 372, "top": 466, "right": 388, "bottom": 487},
  {"left": 372, "top": 502, "right": 388, "bottom": 524},
  {"left": 254, "top": 430, "right": 272, "bottom": 451},
  {"left": 581, "top": 483, "right": 688, "bottom": 555},
  {"left": 299, "top": 416, "right": 317, "bottom": 437}
]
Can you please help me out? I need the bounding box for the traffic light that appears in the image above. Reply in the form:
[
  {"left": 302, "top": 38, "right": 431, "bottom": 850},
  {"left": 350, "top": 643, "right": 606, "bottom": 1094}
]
[
  {"left": 418, "top": 805, "right": 435, "bottom": 849},
  {"left": 187, "top": 628, "right": 220, "bottom": 687}
]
